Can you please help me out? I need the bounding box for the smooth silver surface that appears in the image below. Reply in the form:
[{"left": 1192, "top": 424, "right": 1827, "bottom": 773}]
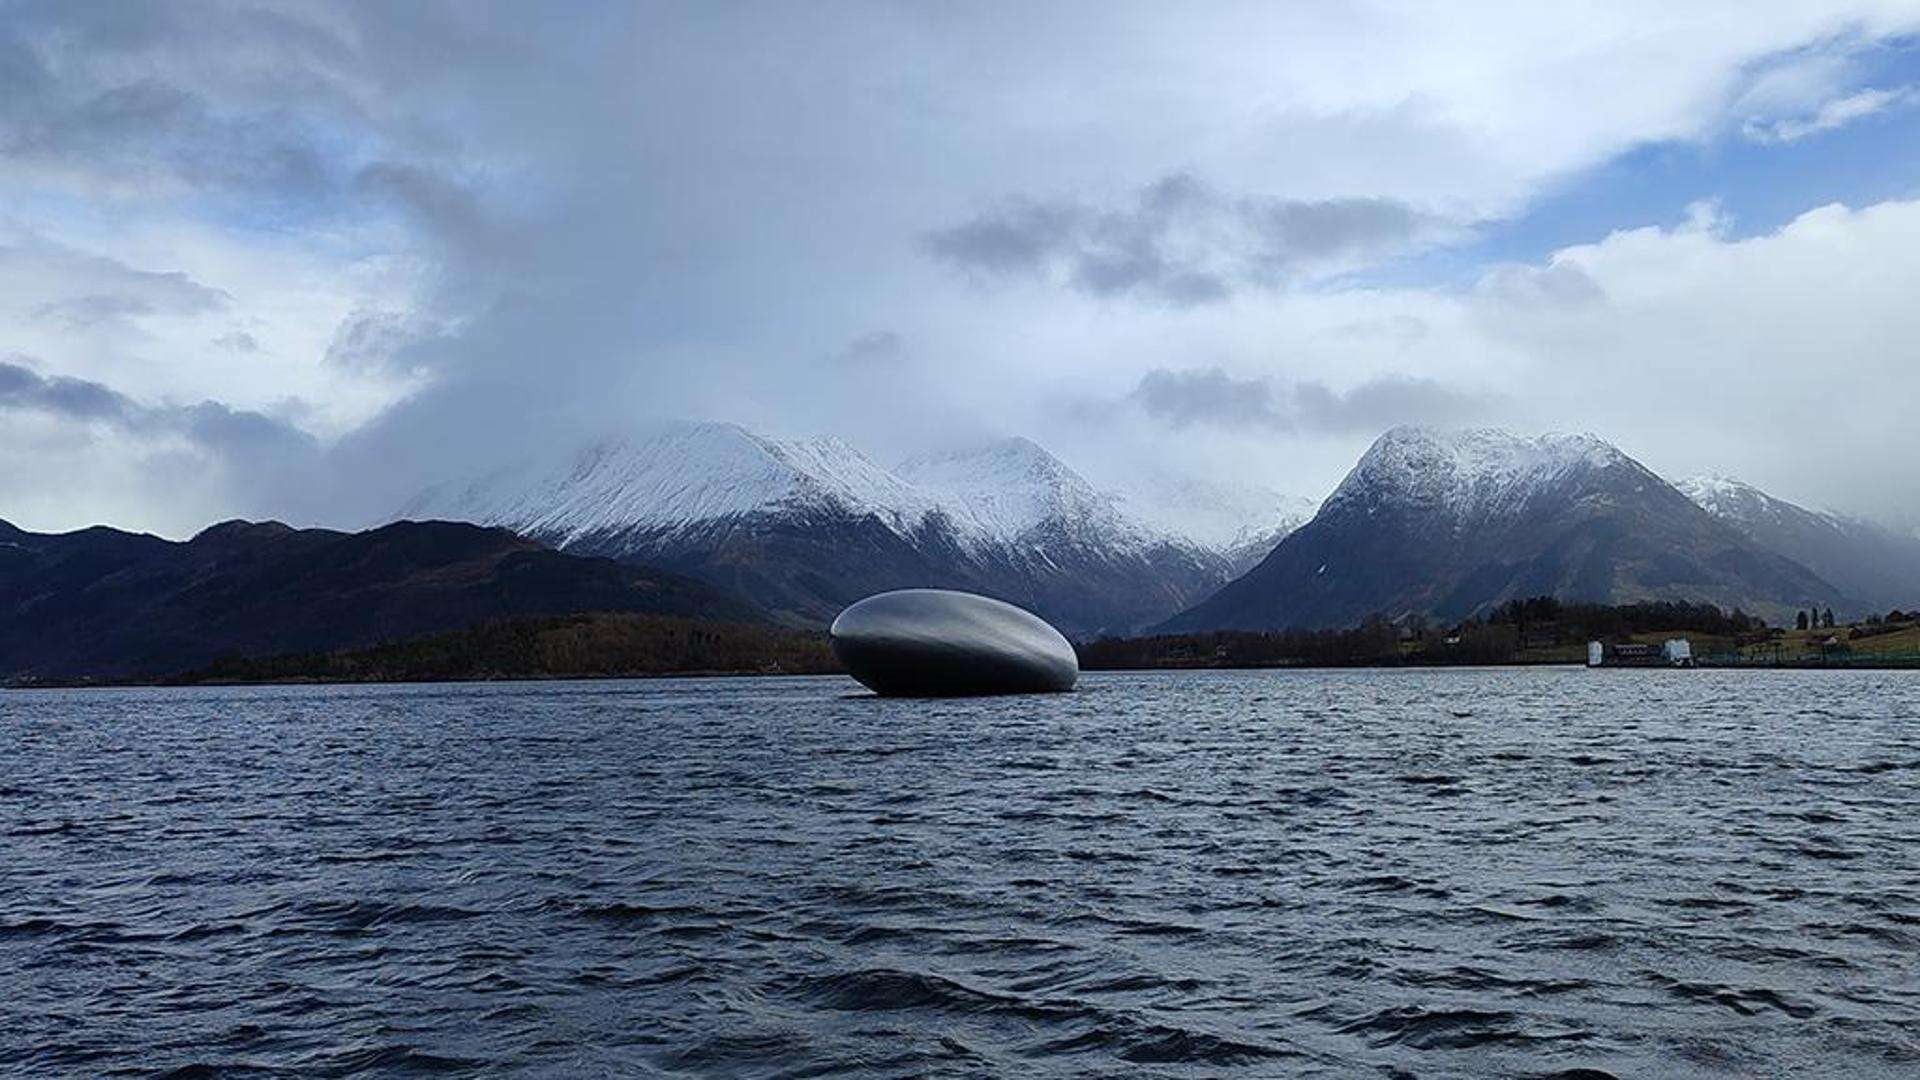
[{"left": 829, "top": 588, "right": 1078, "bottom": 696}]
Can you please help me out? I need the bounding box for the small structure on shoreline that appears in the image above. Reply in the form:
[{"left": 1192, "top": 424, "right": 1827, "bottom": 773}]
[{"left": 1588, "top": 639, "right": 1693, "bottom": 668}]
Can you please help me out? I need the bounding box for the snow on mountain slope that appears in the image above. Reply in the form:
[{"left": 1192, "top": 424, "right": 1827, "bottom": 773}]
[
  {"left": 409, "top": 423, "right": 1261, "bottom": 557},
  {"left": 1674, "top": 474, "right": 1759, "bottom": 520},
  {"left": 405, "top": 421, "right": 960, "bottom": 544},
  {"left": 402, "top": 422, "right": 1246, "bottom": 634},
  {"left": 1328, "top": 426, "right": 1629, "bottom": 520},
  {"left": 895, "top": 437, "right": 1156, "bottom": 551},
  {"left": 1675, "top": 474, "right": 1849, "bottom": 530},
  {"left": 1675, "top": 473, "right": 1920, "bottom": 613}
]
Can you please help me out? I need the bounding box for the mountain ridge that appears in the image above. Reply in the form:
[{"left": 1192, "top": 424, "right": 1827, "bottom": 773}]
[
  {"left": 1676, "top": 474, "right": 1920, "bottom": 615},
  {"left": 1161, "top": 426, "right": 1846, "bottom": 632},
  {"left": 402, "top": 422, "right": 1294, "bottom": 635}
]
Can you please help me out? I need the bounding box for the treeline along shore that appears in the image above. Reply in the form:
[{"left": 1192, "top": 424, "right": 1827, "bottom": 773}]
[
  {"left": 20, "top": 597, "right": 1914, "bottom": 689},
  {"left": 1080, "top": 599, "right": 1920, "bottom": 671},
  {"left": 160, "top": 614, "right": 841, "bottom": 686}
]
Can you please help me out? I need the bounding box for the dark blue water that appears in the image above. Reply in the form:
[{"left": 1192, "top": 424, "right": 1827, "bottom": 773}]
[{"left": 4, "top": 669, "right": 1920, "bottom": 1077}]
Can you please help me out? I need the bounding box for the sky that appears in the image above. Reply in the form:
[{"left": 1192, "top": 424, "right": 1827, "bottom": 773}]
[{"left": 3, "top": 0, "right": 1920, "bottom": 537}]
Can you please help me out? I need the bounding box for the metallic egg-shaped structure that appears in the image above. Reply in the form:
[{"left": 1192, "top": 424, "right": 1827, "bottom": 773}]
[{"left": 829, "top": 589, "right": 1078, "bottom": 696}]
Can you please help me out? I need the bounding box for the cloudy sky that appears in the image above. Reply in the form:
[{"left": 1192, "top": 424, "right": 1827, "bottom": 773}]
[{"left": 4, "top": 1, "right": 1920, "bottom": 537}]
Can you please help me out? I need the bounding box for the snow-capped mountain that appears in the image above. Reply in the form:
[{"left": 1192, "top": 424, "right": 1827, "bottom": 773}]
[
  {"left": 1162, "top": 426, "right": 1841, "bottom": 632},
  {"left": 404, "top": 422, "right": 1236, "bottom": 635},
  {"left": 896, "top": 437, "right": 1153, "bottom": 552},
  {"left": 406, "top": 422, "right": 952, "bottom": 545},
  {"left": 1676, "top": 475, "right": 1920, "bottom": 614},
  {"left": 1325, "top": 427, "right": 1628, "bottom": 522}
]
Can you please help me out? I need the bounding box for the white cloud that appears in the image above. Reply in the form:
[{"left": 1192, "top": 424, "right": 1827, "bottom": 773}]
[
  {"left": 920, "top": 192, "right": 1920, "bottom": 526},
  {"left": 1742, "top": 85, "right": 1918, "bottom": 142},
  {"left": 4, "top": 2, "right": 1920, "bottom": 534}
]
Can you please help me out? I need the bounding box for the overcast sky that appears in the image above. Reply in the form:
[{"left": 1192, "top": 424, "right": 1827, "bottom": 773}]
[{"left": 4, "top": 1, "right": 1920, "bottom": 536}]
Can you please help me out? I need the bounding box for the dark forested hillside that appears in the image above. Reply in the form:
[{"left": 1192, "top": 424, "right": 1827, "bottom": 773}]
[
  {"left": 1088, "top": 597, "right": 1776, "bottom": 670},
  {"left": 0, "top": 518, "right": 758, "bottom": 681},
  {"left": 165, "top": 613, "right": 838, "bottom": 685}
]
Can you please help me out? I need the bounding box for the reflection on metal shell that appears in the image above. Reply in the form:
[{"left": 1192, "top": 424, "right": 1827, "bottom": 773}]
[{"left": 830, "top": 589, "right": 1078, "bottom": 696}]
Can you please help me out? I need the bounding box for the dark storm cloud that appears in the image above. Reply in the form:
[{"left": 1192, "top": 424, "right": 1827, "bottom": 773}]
[
  {"left": 923, "top": 199, "right": 1083, "bottom": 277},
  {"left": 179, "top": 400, "right": 316, "bottom": 456},
  {"left": 0, "top": 356, "right": 314, "bottom": 458},
  {"left": 1243, "top": 198, "right": 1428, "bottom": 271},
  {"left": 1129, "top": 366, "right": 1495, "bottom": 433},
  {"left": 1291, "top": 376, "right": 1493, "bottom": 432},
  {"left": 924, "top": 172, "right": 1435, "bottom": 304},
  {"left": 1131, "top": 367, "right": 1283, "bottom": 428},
  {"left": 0, "top": 357, "right": 129, "bottom": 421}
]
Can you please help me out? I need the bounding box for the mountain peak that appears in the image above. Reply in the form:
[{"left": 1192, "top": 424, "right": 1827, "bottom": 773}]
[
  {"left": 191, "top": 519, "right": 298, "bottom": 544},
  {"left": 1161, "top": 426, "right": 1836, "bottom": 633},
  {"left": 1366, "top": 425, "right": 1621, "bottom": 468},
  {"left": 1333, "top": 426, "right": 1628, "bottom": 518},
  {"left": 899, "top": 435, "right": 1070, "bottom": 475},
  {"left": 1674, "top": 474, "right": 1768, "bottom": 516},
  {"left": 896, "top": 435, "right": 1134, "bottom": 544}
]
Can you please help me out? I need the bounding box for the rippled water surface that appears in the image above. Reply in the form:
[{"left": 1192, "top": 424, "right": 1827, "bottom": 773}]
[{"left": 6, "top": 669, "right": 1920, "bottom": 1077}]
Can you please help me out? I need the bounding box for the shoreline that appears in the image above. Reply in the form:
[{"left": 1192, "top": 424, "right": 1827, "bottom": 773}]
[
  {"left": 15, "top": 656, "right": 1920, "bottom": 691},
  {"left": 2, "top": 666, "right": 841, "bottom": 691}
]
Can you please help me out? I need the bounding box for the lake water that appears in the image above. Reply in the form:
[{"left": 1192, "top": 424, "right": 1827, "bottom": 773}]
[{"left": 4, "top": 669, "right": 1919, "bottom": 1077}]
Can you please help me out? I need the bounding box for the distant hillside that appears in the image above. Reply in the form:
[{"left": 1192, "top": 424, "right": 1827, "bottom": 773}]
[
  {"left": 165, "top": 612, "right": 838, "bottom": 685},
  {"left": 1676, "top": 475, "right": 1920, "bottom": 616},
  {"left": 1162, "top": 427, "right": 1842, "bottom": 632},
  {"left": 0, "top": 518, "right": 756, "bottom": 681}
]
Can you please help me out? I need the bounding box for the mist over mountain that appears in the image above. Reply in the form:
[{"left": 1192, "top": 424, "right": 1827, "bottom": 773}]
[
  {"left": 1105, "top": 472, "right": 1318, "bottom": 575},
  {"left": 1676, "top": 476, "right": 1920, "bottom": 616},
  {"left": 1161, "top": 428, "right": 1844, "bottom": 632}
]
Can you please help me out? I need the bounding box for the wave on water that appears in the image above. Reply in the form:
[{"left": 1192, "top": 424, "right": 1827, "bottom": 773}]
[{"left": 4, "top": 668, "right": 1920, "bottom": 1076}]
